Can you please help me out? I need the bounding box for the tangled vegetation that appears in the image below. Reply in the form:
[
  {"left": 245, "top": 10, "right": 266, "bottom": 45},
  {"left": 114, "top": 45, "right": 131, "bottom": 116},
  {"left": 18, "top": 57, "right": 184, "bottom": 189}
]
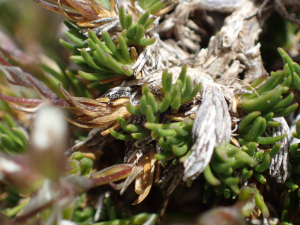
[{"left": 0, "top": 0, "right": 300, "bottom": 224}]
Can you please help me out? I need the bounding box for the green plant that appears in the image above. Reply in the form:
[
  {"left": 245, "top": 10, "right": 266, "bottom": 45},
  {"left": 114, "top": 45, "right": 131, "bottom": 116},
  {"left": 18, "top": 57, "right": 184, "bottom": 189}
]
[{"left": 1, "top": 0, "right": 300, "bottom": 224}]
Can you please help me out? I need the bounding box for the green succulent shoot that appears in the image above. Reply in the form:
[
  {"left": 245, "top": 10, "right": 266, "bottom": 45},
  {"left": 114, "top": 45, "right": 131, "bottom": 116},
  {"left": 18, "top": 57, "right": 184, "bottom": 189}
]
[
  {"left": 198, "top": 48, "right": 300, "bottom": 209},
  {"left": 110, "top": 66, "right": 201, "bottom": 160},
  {"left": 60, "top": 8, "right": 165, "bottom": 86},
  {"left": 0, "top": 114, "right": 28, "bottom": 154},
  {"left": 119, "top": 7, "right": 156, "bottom": 46}
]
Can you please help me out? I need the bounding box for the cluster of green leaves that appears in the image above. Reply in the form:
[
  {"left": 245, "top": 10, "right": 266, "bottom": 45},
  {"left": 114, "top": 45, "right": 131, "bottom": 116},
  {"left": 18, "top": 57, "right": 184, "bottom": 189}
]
[
  {"left": 140, "top": 0, "right": 171, "bottom": 14},
  {"left": 93, "top": 196, "right": 128, "bottom": 223},
  {"left": 281, "top": 210, "right": 294, "bottom": 225},
  {"left": 119, "top": 7, "right": 156, "bottom": 46},
  {"left": 282, "top": 173, "right": 300, "bottom": 216},
  {"left": 110, "top": 66, "right": 201, "bottom": 160},
  {"left": 279, "top": 121, "right": 300, "bottom": 224},
  {"left": 73, "top": 194, "right": 157, "bottom": 225},
  {"left": 126, "top": 65, "right": 201, "bottom": 116},
  {"left": 60, "top": 20, "right": 88, "bottom": 54},
  {"left": 234, "top": 110, "right": 286, "bottom": 188},
  {"left": 238, "top": 111, "right": 287, "bottom": 144},
  {"left": 240, "top": 48, "right": 300, "bottom": 223},
  {"left": 0, "top": 114, "right": 28, "bottom": 154},
  {"left": 202, "top": 143, "right": 276, "bottom": 218},
  {"left": 41, "top": 61, "right": 91, "bottom": 98},
  {"left": 66, "top": 151, "right": 94, "bottom": 177},
  {"left": 200, "top": 48, "right": 300, "bottom": 216},
  {"left": 1, "top": 188, "right": 24, "bottom": 218},
  {"left": 278, "top": 48, "right": 300, "bottom": 91},
  {"left": 290, "top": 122, "right": 300, "bottom": 177},
  {"left": 78, "top": 30, "right": 134, "bottom": 79},
  {"left": 72, "top": 193, "right": 95, "bottom": 224},
  {"left": 241, "top": 71, "right": 297, "bottom": 118},
  {"left": 61, "top": 20, "right": 134, "bottom": 88},
  {"left": 240, "top": 48, "right": 300, "bottom": 120},
  {"left": 60, "top": 5, "right": 164, "bottom": 87},
  {"left": 59, "top": 21, "right": 105, "bottom": 90},
  {"left": 147, "top": 118, "right": 193, "bottom": 161}
]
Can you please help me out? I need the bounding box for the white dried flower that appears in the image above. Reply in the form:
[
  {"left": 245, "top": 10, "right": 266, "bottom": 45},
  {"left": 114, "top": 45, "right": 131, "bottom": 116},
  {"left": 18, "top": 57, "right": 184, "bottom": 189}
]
[
  {"left": 183, "top": 85, "right": 231, "bottom": 180},
  {"left": 30, "top": 106, "right": 68, "bottom": 180}
]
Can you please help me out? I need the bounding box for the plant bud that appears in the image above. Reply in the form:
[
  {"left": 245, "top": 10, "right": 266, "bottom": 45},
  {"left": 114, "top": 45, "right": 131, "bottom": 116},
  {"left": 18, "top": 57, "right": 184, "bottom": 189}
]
[{"left": 30, "top": 106, "right": 68, "bottom": 180}]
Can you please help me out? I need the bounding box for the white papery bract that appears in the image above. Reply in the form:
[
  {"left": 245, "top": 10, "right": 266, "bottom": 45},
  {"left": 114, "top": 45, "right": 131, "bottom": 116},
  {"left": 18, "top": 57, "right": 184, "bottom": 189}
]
[{"left": 30, "top": 106, "right": 68, "bottom": 180}]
